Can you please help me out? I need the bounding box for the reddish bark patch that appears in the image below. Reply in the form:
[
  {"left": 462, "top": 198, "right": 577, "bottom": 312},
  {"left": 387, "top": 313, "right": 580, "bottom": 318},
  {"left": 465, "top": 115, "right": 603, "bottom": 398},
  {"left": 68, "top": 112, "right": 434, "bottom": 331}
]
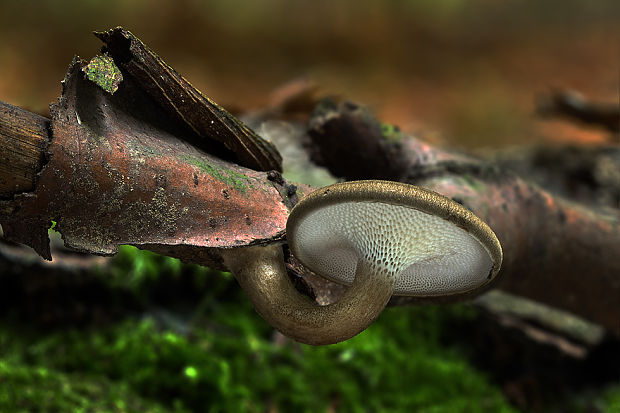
[{"left": 4, "top": 58, "right": 291, "bottom": 259}]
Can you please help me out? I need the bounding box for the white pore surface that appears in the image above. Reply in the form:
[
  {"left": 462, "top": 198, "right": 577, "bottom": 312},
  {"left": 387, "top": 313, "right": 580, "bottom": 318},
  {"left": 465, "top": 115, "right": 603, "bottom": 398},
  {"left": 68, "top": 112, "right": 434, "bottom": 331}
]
[{"left": 292, "top": 201, "right": 493, "bottom": 296}]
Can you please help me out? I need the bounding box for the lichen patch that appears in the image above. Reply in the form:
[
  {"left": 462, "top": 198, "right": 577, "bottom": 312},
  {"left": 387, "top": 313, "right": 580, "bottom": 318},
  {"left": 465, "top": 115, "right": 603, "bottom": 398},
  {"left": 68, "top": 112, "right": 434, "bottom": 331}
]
[{"left": 83, "top": 54, "right": 123, "bottom": 94}]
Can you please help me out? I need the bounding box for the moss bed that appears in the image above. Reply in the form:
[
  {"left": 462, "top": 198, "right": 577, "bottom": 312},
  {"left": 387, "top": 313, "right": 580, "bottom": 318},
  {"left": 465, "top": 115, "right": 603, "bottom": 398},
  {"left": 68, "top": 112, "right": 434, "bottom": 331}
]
[{"left": 1, "top": 245, "right": 617, "bottom": 412}]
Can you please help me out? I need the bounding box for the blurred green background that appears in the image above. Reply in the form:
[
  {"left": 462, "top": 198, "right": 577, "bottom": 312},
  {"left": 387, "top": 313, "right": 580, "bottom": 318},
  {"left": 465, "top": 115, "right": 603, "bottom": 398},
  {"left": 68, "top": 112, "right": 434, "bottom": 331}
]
[{"left": 1, "top": 1, "right": 619, "bottom": 412}]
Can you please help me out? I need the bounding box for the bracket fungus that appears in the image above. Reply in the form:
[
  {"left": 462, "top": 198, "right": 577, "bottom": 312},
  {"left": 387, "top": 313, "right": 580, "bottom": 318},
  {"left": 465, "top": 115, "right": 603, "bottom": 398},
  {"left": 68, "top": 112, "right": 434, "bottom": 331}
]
[{"left": 221, "top": 180, "right": 502, "bottom": 345}]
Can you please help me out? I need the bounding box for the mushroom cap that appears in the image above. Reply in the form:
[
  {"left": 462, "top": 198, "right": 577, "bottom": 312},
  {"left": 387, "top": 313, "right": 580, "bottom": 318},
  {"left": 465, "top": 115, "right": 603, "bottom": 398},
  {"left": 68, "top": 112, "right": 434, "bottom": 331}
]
[{"left": 286, "top": 180, "right": 502, "bottom": 298}]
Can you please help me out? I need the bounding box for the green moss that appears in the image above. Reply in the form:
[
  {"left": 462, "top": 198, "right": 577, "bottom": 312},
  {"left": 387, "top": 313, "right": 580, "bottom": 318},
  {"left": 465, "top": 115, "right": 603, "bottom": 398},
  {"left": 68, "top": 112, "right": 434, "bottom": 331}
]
[
  {"left": 380, "top": 122, "right": 405, "bottom": 143},
  {"left": 109, "top": 245, "right": 195, "bottom": 280},
  {"left": 0, "top": 250, "right": 517, "bottom": 413},
  {"left": 0, "top": 308, "right": 516, "bottom": 412},
  {"left": 459, "top": 173, "right": 486, "bottom": 192},
  {"left": 83, "top": 54, "right": 123, "bottom": 94},
  {"left": 604, "top": 384, "right": 620, "bottom": 412},
  {"left": 181, "top": 155, "right": 253, "bottom": 193},
  {"left": 9, "top": 245, "right": 617, "bottom": 412},
  {"left": 0, "top": 359, "right": 171, "bottom": 412}
]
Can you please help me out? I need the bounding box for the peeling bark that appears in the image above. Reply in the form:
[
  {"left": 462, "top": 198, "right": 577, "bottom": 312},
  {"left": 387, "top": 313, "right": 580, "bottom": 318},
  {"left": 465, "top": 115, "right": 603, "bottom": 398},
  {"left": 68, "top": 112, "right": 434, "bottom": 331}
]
[
  {"left": 0, "top": 58, "right": 302, "bottom": 262},
  {"left": 95, "top": 27, "right": 282, "bottom": 172}
]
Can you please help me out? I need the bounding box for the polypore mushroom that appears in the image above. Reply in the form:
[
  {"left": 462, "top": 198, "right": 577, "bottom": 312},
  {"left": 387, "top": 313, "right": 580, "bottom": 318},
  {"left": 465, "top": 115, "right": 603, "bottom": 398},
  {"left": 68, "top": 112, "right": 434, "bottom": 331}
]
[{"left": 220, "top": 180, "right": 502, "bottom": 345}]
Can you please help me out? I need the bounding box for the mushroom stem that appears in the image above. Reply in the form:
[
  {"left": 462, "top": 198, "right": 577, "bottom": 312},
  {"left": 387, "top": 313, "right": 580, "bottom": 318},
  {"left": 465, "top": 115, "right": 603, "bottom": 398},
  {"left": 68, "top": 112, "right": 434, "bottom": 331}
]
[{"left": 220, "top": 244, "right": 396, "bottom": 345}]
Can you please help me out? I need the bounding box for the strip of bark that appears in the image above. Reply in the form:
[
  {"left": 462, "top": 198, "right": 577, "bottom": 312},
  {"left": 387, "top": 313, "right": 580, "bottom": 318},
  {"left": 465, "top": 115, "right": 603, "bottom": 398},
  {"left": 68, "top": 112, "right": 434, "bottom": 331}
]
[
  {"left": 95, "top": 27, "right": 282, "bottom": 172},
  {"left": 0, "top": 58, "right": 302, "bottom": 263}
]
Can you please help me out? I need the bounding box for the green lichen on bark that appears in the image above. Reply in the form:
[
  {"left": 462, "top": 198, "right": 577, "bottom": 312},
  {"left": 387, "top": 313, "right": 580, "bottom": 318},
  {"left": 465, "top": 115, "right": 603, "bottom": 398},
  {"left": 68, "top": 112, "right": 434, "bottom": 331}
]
[
  {"left": 83, "top": 54, "right": 123, "bottom": 94},
  {"left": 380, "top": 122, "right": 405, "bottom": 143},
  {"left": 181, "top": 155, "right": 254, "bottom": 193}
]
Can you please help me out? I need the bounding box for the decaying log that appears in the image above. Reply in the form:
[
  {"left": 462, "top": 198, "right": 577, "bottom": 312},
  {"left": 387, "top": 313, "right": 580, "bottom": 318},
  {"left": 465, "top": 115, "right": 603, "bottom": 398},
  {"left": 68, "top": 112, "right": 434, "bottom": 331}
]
[
  {"left": 1, "top": 28, "right": 618, "bottom": 338},
  {"left": 307, "top": 101, "right": 620, "bottom": 336},
  {"left": 0, "top": 57, "right": 302, "bottom": 263},
  {"left": 489, "top": 144, "right": 620, "bottom": 209},
  {"left": 308, "top": 99, "right": 481, "bottom": 181}
]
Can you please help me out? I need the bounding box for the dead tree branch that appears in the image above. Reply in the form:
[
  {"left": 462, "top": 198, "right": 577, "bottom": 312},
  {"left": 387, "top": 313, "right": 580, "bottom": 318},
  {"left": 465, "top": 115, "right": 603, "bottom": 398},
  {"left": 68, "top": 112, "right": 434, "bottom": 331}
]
[
  {"left": 307, "top": 101, "right": 620, "bottom": 335},
  {"left": 1, "top": 28, "right": 618, "bottom": 337},
  {"left": 536, "top": 90, "right": 620, "bottom": 136},
  {"left": 0, "top": 58, "right": 301, "bottom": 264}
]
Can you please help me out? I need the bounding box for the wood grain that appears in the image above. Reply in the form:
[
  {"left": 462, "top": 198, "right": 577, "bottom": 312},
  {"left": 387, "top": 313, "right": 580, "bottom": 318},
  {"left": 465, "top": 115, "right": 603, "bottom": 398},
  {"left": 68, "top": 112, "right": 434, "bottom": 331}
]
[{"left": 0, "top": 101, "right": 49, "bottom": 197}]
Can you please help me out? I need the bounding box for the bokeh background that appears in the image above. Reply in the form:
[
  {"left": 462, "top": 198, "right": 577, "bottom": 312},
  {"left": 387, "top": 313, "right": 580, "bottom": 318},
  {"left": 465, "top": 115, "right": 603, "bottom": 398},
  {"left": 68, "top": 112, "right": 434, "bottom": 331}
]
[
  {"left": 1, "top": 0, "right": 618, "bottom": 147},
  {"left": 1, "top": 1, "right": 619, "bottom": 412}
]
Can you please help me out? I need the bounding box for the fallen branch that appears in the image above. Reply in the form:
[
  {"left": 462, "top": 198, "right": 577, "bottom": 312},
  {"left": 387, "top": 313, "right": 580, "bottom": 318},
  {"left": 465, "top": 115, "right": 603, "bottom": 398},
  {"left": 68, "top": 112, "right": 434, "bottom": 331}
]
[
  {"left": 536, "top": 89, "right": 620, "bottom": 136},
  {"left": 1, "top": 29, "right": 618, "bottom": 338},
  {"left": 489, "top": 144, "right": 620, "bottom": 209},
  {"left": 307, "top": 101, "right": 620, "bottom": 335},
  {"left": 0, "top": 59, "right": 301, "bottom": 264}
]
